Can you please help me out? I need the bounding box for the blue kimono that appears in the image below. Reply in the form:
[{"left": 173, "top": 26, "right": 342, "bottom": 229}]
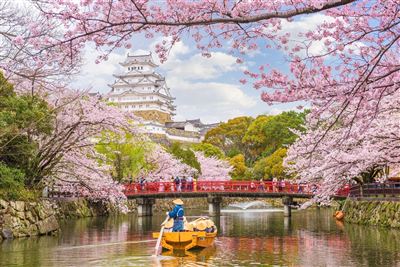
[{"left": 168, "top": 204, "right": 184, "bottom": 232}]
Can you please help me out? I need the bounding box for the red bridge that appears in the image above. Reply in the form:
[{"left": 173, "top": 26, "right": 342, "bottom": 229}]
[{"left": 123, "top": 181, "right": 349, "bottom": 217}]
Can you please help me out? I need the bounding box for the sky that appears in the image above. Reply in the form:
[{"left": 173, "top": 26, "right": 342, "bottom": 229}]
[{"left": 70, "top": 14, "right": 330, "bottom": 124}]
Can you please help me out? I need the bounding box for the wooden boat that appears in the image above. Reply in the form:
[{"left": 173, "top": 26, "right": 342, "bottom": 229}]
[{"left": 152, "top": 230, "right": 217, "bottom": 251}]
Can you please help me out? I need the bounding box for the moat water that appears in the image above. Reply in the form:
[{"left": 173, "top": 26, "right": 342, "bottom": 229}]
[{"left": 1, "top": 208, "right": 400, "bottom": 266}]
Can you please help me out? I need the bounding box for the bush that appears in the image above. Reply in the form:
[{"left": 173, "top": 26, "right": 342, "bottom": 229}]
[{"left": 0, "top": 162, "right": 26, "bottom": 200}]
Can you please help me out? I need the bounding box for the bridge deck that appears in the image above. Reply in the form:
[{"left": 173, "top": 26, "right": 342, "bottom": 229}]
[{"left": 124, "top": 181, "right": 348, "bottom": 200}]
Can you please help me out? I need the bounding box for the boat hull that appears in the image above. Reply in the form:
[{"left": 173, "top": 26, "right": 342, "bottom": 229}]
[{"left": 152, "top": 231, "right": 217, "bottom": 251}]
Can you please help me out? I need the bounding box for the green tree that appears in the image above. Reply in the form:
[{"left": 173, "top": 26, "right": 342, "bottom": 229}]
[
  {"left": 95, "top": 132, "right": 152, "bottom": 182},
  {"left": 262, "top": 111, "right": 306, "bottom": 157},
  {"left": 242, "top": 115, "right": 271, "bottom": 163},
  {"left": 169, "top": 142, "right": 201, "bottom": 173},
  {"left": 229, "top": 154, "right": 248, "bottom": 180},
  {"left": 204, "top": 116, "right": 253, "bottom": 158},
  {"left": 191, "top": 143, "right": 225, "bottom": 159},
  {"left": 0, "top": 72, "right": 54, "bottom": 188},
  {"left": 0, "top": 162, "right": 25, "bottom": 200},
  {"left": 253, "top": 148, "right": 289, "bottom": 180}
]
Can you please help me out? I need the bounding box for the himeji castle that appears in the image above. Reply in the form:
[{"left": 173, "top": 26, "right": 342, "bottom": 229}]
[{"left": 107, "top": 52, "right": 218, "bottom": 143}]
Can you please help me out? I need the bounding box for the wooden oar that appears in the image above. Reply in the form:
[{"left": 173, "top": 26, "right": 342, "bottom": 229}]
[{"left": 154, "top": 215, "right": 169, "bottom": 256}]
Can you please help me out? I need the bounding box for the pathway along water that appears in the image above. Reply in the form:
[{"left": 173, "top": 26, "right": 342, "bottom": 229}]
[{"left": 1, "top": 208, "right": 400, "bottom": 266}]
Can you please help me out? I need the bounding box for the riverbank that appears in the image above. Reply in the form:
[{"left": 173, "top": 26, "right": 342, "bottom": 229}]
[{"left": 344, "top": 199, "right": 400, "bottom": 228}]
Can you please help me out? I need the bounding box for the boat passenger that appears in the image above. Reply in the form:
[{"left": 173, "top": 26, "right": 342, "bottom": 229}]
[{"left": 167, "top": 199, "right": 185, "bottom": 232}]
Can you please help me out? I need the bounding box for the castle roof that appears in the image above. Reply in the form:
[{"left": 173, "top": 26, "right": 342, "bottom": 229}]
[
  {"left": 120, "top": 52, "right": 158, "bottom": 67},
  {"left": 165, "top": 119, "right": 204, "bottom": 129}
]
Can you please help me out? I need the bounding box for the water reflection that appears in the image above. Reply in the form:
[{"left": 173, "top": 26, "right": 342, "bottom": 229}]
[
  {"left": 1, "top": 209, "right": 400, "bottom": 266},
  {"left": 158, "top": 247, "right": 217, "bottom": 267}
]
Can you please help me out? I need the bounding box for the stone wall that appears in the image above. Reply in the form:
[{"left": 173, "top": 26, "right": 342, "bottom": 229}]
[
  {"left": 0, "top": 198, "right": 126, "bottom": 241},
  {"left": 55, "top": 198, "right": 120, "bottom": 219},
  {"left": 344, "top": 199, "right": 400, "bottom": 228},
  {"left": 134, "top": 110, "right": 171, "bottom": 124},
  {"left": 0, "top": 199, "right": 59, "bottom": 241}
]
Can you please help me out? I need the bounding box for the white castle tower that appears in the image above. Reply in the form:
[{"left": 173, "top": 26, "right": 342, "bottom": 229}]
[
  {"left": 108, "top": 52, "right": 176, "bottom": 125},
  {"left": 107, "top": 52, "right": 218, "bottom": 143}
]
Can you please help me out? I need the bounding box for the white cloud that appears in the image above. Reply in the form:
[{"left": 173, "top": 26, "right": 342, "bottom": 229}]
[
  {"left": 167, "top": 78, "right": 258, "bottom": 123},
  {"left": 70, "top": 46, "right": 125, "bottom": 93},
  {"left": 161, "top": 51, "right": 239, "bottom": 80}
]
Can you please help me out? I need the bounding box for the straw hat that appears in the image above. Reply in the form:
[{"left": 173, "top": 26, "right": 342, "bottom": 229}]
[
  {"left": 205, "top": 219, "right": 215, "bottom": 228},
  {"left": 195, "top": 220, "right": 207, "bottom": 231},
  {"left": 184, "top": 222, "right": 194, "bottom": 232},
  {"left": 164, "top": 218, "right": 174, "bottom": 228},
  {"left": 173, "top": 199, "right": 184, "bottom": 205}
]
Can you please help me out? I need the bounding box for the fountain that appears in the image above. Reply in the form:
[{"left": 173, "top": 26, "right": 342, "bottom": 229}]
[
  {"left": 229, "top": 201, "right": 269, "bottom": 210},
  {"left": 222, "top": 201, "right": 282, "bottom": 213}
]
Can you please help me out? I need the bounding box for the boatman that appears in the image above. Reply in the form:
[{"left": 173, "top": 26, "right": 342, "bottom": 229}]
[{"left": 167, "top": 199, "right": 185, "bottom": 232}]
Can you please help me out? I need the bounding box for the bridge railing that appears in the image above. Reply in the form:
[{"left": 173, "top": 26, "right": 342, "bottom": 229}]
[
  {"left": 123, "top": 181, "right": 325, "bottom": 196},
  {"left": 349, "top": 183, "right": 400, "bottom": 198}
]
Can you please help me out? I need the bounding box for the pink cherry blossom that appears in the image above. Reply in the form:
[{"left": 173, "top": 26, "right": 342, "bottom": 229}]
[{"left": 194, "top": 151, "right": 232, "bottom": 181}]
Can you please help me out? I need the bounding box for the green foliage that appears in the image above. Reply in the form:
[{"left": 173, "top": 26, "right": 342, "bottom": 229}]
[
  {"left": 95, "top": 132, "right": 152, "bottom": 182},
  {"left": 204, "top": 116, "right": 253, "bottom": 158},
  {"left": 264, "top": 148, "right": 288, "bottom": 179},
  {"left": 229, "top": 154, "right": 247, "bottom": 180},
  {"left": 0, "top": 162, "right": 25, "bottom": 200},
  {"left": 191, "top": 143, "right": 225, "bottom": 159},
  {"left": 0, "top": 72, "right": 54, "bottom": 187},
  {"left": 253, "top": 148, "right": 289, "bottom": 180},
  {"left": 169, "top": 142, "right": 201, "bottom": 173},
  {"left": 242, "top": 115, "right": 271, "bottom": 162},
  {"left": 204, "top": 111, "right": 306, "bottom": 171},
  {"left": 262, "top": 111, "right": 306, "bottom": 157}
]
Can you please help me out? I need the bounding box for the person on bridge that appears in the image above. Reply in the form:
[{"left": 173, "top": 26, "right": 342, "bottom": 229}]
[{"left": 167, "top": 199, "right": 185, "bottom": 232}]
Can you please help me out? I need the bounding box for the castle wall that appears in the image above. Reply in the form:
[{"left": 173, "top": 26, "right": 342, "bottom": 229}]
[{"left": 134, "top": 110, "right": 172, "bottom": 124}]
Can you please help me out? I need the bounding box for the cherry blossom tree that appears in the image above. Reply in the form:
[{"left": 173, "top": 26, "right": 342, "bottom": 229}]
[
  {"left": 36, "top": 89, "right": 138, "bottom": 205},
  {"left": 143, "top": 145, "right": 198, "bottom": 181},
  {"left": 0, "top": 1, "right": 138, "bottom": 206},
  {"left": 194, "top": 151, "right": 232, "bottom": 181},
  {"left": 286, "top": 93, "right": 400, "bottom": 204}
]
